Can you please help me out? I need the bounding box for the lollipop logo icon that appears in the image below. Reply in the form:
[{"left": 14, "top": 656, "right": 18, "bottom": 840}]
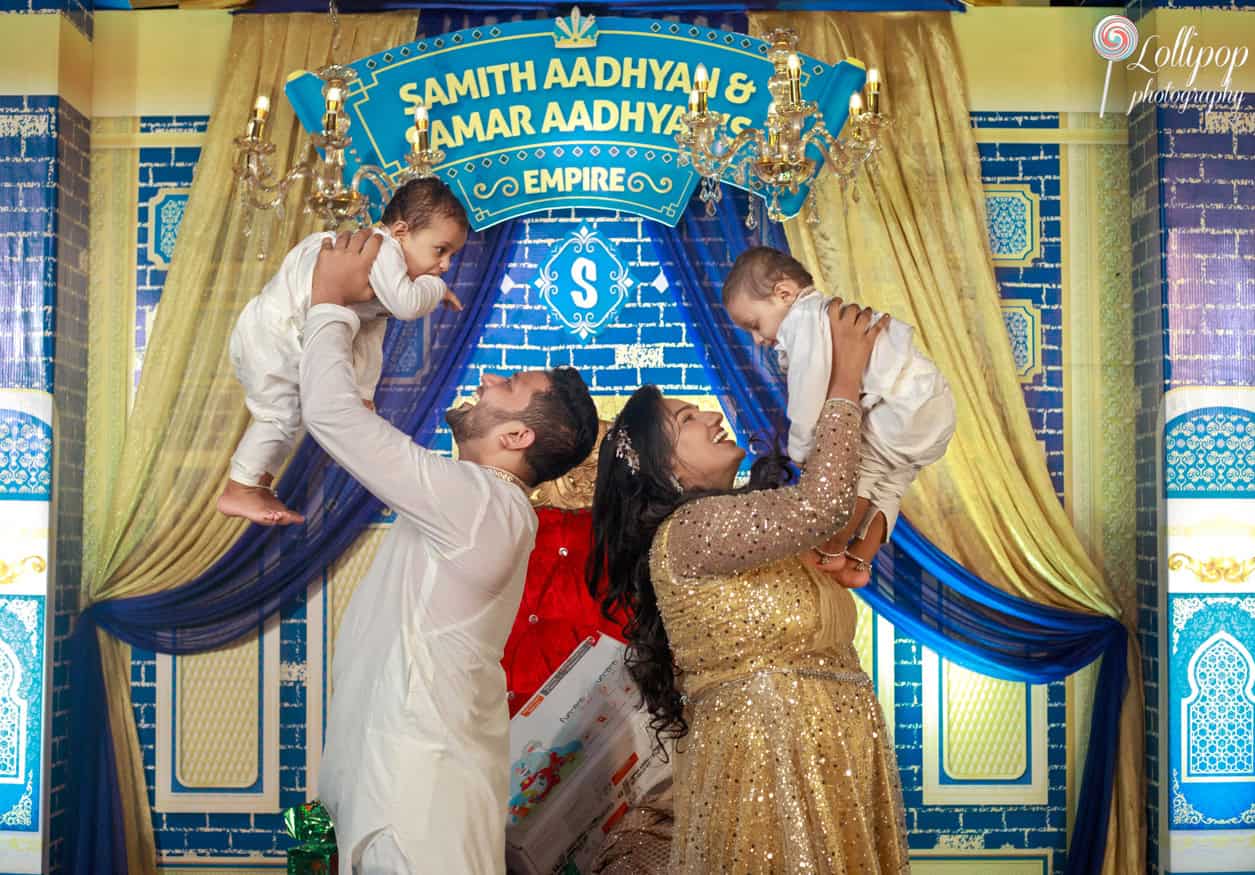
[{"left": 1094, "top": 15, "right": 1139, "bottom": 117}]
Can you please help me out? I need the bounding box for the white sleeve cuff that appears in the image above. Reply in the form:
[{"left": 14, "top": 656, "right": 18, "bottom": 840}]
[{"left": 302, "top": 303, "right": 361, "bottom": 346}]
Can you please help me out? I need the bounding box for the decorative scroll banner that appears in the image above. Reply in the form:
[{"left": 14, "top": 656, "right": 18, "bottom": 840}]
[{"left": 285, "top": 10, "right": 866, "bottom": 228}]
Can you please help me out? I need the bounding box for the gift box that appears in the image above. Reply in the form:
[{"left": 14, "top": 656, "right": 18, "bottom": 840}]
[
  {"left": 284, "top": 800, "right": 339, "bottom": 875},
  {"left": 506, "top": 634, "right": 671, "bottom": 875}
]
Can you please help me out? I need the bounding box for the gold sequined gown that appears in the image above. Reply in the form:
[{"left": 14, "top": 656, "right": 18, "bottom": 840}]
[{"left": 649, "top": 399, "right": 911, "bottom": 875}]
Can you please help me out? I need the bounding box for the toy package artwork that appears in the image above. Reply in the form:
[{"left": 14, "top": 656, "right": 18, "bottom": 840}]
[{"left": 505, "top": 634, "right": 671, "bottom": 875}]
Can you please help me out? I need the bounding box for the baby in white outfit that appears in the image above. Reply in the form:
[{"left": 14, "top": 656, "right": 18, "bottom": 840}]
[
  {"left": 217, "top": 177, "right": 469, "bottom": 526},
  {"left": 723, "top": 246, "right": 955, "bottom": 587}
]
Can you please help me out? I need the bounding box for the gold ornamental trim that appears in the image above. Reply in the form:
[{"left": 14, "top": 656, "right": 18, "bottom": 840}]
[
  {"left": 1168, "top": 553, "right": 1255, "bottom": 585},
  {"left": 0, "top": 556, "right": 47, "bottom": 587}
]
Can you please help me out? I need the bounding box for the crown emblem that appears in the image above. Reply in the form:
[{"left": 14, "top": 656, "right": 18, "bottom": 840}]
[{"left": 553, "top": 6, "right": 598, "bottom": 49}]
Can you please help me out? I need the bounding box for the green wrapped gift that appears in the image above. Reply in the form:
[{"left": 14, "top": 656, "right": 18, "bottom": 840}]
[{"left": 284, "top": 800, "right": 339, "bottom": 875}]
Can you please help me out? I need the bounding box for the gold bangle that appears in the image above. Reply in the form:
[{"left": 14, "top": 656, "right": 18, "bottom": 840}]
[{"left": 812, "top": 545, "right": 844, "bottom": 560}]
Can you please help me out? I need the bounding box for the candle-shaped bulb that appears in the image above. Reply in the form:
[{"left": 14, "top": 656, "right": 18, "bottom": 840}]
[
  {"left": 868, "top": 67, "right": 880, "bottom": 89},
  {"left": 850, "top": 92, "right": 863, "bottom": 114},
  {"left": 694, "top": 64, "right": 709, "bottom": 113},
  {"left": 246, "top": 94, "right": 271, "bottom": 138},
  {"left": 688, "top": 90, "right": 699, "bottom": 113},
  {"left": 322, "top": 86, "right": 344, "bottom": 136},
  {"left": 866, "top": 67, "right": 881, "bottom": 114},
  {"left": 412, "top": 103, "right": 430, "bottom": 151},
  {"left": 787, "top": 53, "right": 802, "bottom": 104}
]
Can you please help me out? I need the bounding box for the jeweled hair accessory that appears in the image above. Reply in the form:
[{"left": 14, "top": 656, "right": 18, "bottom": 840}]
[{"left": 612, "top": 427, "right": 640, "bottom": 475}]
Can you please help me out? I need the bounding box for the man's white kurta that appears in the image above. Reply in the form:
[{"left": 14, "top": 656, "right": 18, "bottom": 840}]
[{"left": 300, "top": 303, "right": 537, "bottom": 875}]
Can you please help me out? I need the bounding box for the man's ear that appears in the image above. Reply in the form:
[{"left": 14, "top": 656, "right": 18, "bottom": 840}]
[{"left": 498, "top": 424, "right": 536, "bottom": 452}]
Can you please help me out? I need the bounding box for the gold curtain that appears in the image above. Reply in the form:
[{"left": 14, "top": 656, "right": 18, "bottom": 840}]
[
  {"left": 747, "top": 11, "right": 1144, "bottom": 875},
  {"left": 82, "top": 13, "right": 419, "bottom": 872}
]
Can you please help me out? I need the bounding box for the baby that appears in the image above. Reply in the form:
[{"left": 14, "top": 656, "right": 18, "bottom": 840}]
[
  {"left": 722, "top": 246, "right": 956, "bottom": 587},
  {"left": 217, "top": 177, "right": 469, "bottom": 526}
]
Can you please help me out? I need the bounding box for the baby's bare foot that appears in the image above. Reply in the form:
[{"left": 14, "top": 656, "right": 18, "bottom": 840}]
[
  {"left": 217, "top": 480, "right": 305, "bottom": 526},
  {"left": 834, "top": 538, "right": 876, "bottom": 588},
  {"left": 834, "top": 563, "right": 872, "bottom": 589}
]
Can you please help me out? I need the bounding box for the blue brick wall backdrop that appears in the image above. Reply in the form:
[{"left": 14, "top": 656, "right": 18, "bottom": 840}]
[
  {"left": 1157, "top": 102, "right": 1255, "bottom": 388},
  {"left": 129, "top": 111, "right": 1085, "bottom": 869},
  {"left": 135, "top": 116, "right": 208, "bottom": 389},
  {"left": 427, "top": 212, "right": 721, "bottom": 456},
  {"left": 0, "top": 96, "right": 58, "bottom": 393},
  {"left": 973, "top": 111, "right": 1065, "bottom": 499}
]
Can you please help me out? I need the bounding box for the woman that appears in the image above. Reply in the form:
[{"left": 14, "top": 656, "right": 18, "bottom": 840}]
[{"left": 588, "top": 301, "right": 910, "bottom": 874}]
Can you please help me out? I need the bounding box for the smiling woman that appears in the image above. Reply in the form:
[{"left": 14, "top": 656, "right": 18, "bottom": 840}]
[
  {"left": 587, "top": 303, "right": 905, "bottom": 874},
  {"left": 662, "top": 398, "right": 745, "bottom": 490}
]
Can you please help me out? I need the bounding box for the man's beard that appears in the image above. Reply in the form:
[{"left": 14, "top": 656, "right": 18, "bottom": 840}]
[{"left": 445, "top": 399, "right": 517, "bottom": 443}]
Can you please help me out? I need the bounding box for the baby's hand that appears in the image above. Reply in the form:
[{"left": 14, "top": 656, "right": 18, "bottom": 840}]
[{"left": 442, "top": 289, "right": 464, "bottom": 312}]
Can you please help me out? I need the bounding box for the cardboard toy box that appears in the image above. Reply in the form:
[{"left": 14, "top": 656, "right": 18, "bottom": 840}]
[{"left": 505, "top": 634, "right": 671, "bottom": 875}]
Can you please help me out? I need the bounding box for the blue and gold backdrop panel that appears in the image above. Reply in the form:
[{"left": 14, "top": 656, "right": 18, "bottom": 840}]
[
  {"left": 1161, "top": 387, "right": 1255, "bottom": 875},
  {"left": 0, "top": 394, "right": 52, "bottom": 864}
]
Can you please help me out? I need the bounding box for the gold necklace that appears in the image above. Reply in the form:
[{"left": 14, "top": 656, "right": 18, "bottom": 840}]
[{"left": 481, "top": 465, "right": 528, "bottom": 492}]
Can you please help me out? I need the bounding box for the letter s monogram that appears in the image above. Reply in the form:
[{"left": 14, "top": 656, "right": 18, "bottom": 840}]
[{"left": 571, "top": 257, "right": 598, "bottom": 309}]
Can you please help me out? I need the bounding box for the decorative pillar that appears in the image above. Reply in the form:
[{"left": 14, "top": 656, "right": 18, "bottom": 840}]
[
  {"left": 1126, "top": 3, "right": 1255, "bottom": 873},
  {"left": 0, "top": 5, "right": 91, "bottom": 873}
]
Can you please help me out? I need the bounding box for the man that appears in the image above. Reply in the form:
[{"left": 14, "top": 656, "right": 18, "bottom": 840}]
[{"left": 301, "top": 230, "right": 599, "bottom": 874}]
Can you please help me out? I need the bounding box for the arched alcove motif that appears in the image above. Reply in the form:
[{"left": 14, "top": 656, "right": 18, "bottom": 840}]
[
  {"left": 1183, "top": 631, "right": 1255, "bottom": 780},
  {"left": 0, "top": 639, "right": 28, "bottom": 784}
]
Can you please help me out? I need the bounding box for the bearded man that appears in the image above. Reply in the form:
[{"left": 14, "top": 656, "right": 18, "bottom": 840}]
[{"left": 302, "top": 230, "right": 599, "bottom": 874}]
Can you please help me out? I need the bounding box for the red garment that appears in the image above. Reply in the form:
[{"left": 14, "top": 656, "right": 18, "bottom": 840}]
[{"left": 502, "top": 506, "right": 627, "bottom": 716}]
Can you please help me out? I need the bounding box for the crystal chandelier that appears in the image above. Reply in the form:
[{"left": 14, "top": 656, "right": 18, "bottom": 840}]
[
  {"left": 231, "top": 0, "right": 444, "bottom": 253},
  {"left": 676, "top": 28, "right": 889, "bottom": 228}
]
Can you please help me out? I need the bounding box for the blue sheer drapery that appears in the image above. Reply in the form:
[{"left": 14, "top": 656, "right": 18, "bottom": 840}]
[
  {"left": 68, "top": 219, "right": 519, "bottom": 874},
  {"left": 654, "top": 189, "right": 1128, "bottom": 875},
  {"left": 868, "top": 520, "right": 1128, "bottom": 875}
]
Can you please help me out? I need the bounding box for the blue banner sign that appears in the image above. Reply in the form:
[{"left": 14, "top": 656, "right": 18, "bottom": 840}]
[{"left": 285, "top": 10, "right": 866, "bottom": 229}]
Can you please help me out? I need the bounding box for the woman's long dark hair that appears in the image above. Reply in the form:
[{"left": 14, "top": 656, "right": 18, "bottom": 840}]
[{"left": 587, "top": 386, "right": 792, "bottom": 745}]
